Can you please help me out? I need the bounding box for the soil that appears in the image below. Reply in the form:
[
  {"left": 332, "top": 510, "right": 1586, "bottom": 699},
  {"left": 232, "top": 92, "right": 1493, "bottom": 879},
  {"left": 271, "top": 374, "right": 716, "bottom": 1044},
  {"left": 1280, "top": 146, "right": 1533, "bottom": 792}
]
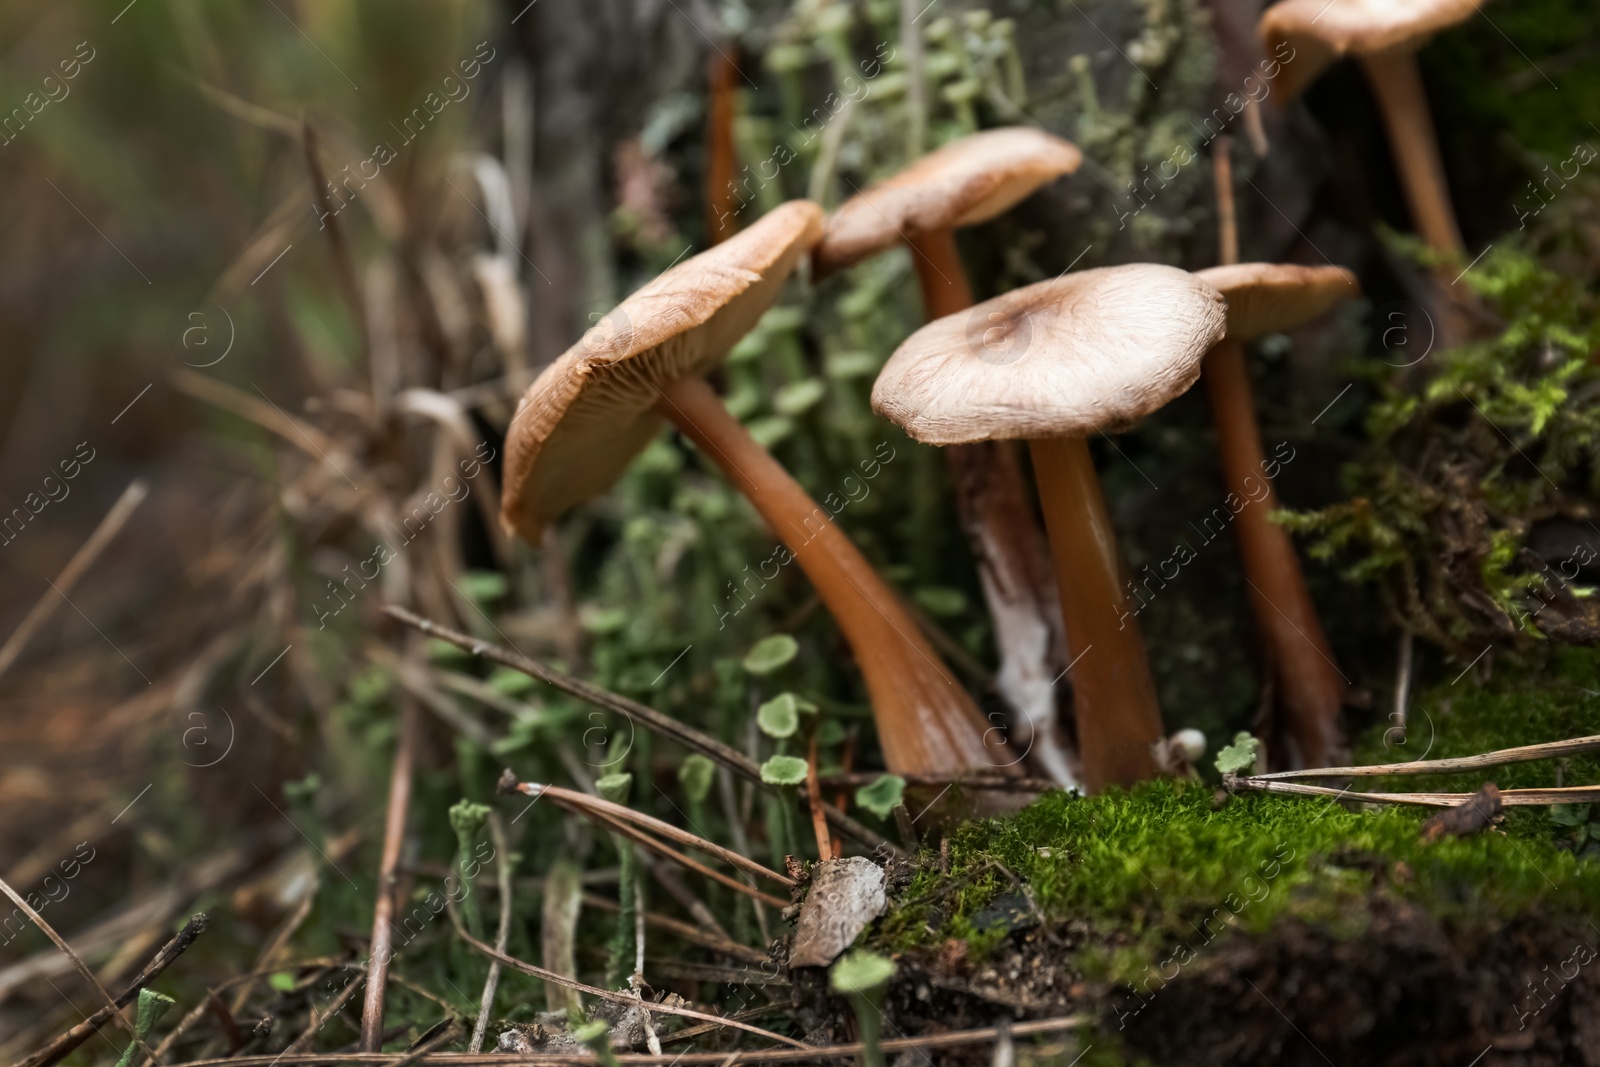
[{"left": 788, "top": 891, "right": 1600, "bottom": 1065}]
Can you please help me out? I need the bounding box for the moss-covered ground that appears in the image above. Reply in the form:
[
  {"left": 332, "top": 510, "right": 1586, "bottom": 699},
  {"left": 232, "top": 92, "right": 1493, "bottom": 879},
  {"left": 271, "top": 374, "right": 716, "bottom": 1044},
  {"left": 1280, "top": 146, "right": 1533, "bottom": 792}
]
[{"left": 856, "top": 647, "right": 1600, "bottom": 1063}]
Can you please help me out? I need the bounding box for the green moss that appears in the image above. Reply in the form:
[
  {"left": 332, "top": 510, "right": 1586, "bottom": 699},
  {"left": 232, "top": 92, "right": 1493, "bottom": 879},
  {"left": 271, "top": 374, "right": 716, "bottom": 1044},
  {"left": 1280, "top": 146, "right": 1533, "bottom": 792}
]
[{"left": 879, "top": 647, "right": 1600, "bottom": 961}]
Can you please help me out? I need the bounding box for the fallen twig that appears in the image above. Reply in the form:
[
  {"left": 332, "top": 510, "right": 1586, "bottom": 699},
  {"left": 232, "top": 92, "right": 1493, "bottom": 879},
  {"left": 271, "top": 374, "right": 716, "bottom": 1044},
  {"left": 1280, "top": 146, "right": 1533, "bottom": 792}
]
[
  {"left": 0, "top": 877, "right": 160, "bottom": 1066},
  {"left": 360, "top": 695, "right": 420, "bottom": 1051},
  {"left": 468, "top": 814, "right": 513, "bottom": 1053},
  {"left": 1248, "top": 734, "right": 1600, "bottom": 780},
  {"left": 586, "top": 808, "right": 790, "bottom": 910},
  {"left": 579, "top": 894, "right": 768, "bottom": 965},
  {"left": 0, "top": 480, "right": 148, "bottom": 682},
  {"left": 12, "top": 914, "right": 208, "bottom": 1067},
  {"left": 1225, "top": 776, "right": 1600, "bottom": 807},
  {"left": 500, "top": 774, "right": 794, "bottom": 892},
  {"left": 444, "top": 905, "right": 811, "bottom": 1050},
  {"left": 384, "top": 606, "right": 898, "bottom": 857}
]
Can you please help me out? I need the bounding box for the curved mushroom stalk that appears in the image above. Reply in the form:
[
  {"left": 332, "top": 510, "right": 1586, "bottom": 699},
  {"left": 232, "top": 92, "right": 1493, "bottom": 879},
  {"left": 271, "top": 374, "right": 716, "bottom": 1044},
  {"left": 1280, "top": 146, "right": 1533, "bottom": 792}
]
[
  {"left": 1258, "top": 0, "right": 1484, "bottom": 258},
  {"left": 1358, "top": 47, "right": 1462, "bottom": 255},
  {"left": 1029, "top": 435, "right": 1163, "bottom": 790},
  {"left": 658, "top": 374, "right": 1010, "bottom": 776},
  {"left": 1195, "top": 263, "right": 1359, "bottom": 769},
  {"left": 1203, "top": 338, "right": 1346, "bottom": 768},
  {"left": 502, "top": 201, "right": 1014, "bottom": 780}
]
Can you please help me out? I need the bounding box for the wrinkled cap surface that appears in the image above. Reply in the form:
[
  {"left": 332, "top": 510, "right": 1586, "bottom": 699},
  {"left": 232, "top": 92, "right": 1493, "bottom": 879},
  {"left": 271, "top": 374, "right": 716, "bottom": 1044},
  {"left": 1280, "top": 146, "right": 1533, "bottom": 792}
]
[
  {"left": 813, "top": 127, "right": 1081, "bottom": 275},
  {"left": 1197, "top": 263, "right": 1359, "bottom": 340},
  {"left": 1260, "top": 0, "right": 1485, "bottom": 98},
  {"left": 500, "top": 200, "right": 822, "bottom": 542},
  {"left": 872, "top": 265, "right": 1227, "bottom": 444}
]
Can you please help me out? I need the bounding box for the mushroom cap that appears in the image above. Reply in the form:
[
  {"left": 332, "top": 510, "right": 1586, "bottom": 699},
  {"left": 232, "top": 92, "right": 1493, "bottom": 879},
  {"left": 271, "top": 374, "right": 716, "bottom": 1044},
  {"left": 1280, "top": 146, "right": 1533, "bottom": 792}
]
[
  {"left": 500, "top": 200, "right": 822, "bottom": 542},
  {"left": 1197, "top": 263, "right": 1359, "bottom": 341},
  {"left": 871, "top": 265, "right": 1227, "bottom": 445},
  {"left": 1260, "top": 0, "right": 1485, "bottom": 99},
  {"left": 813, "top": 127, "right": 1082, "bottom": 276}
]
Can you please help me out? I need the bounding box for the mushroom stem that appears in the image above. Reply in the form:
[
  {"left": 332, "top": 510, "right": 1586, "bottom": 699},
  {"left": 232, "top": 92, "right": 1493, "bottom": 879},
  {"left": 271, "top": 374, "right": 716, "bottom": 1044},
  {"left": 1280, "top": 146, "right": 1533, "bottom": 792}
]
[
  {"left": 706, "top": 49, "right": 742, "bottom": 244},
  {"left": 909, "top": 227, "right": 1079, "bottom": 788},
  {"left": 1359, "top": 48, "right": 1464, "bottom": 255},
  {"left": 1203, "top": 338, "right": 1346, "bottom": 767},
  {"left": 1027, "top": 435, "right": 1164, "bottom": 791},
  {"left": 656, "top": 374, "right": 1009, "bottom": 777},
  {"left": 907, "top": 228, "right": 974, "bottom": 319}
]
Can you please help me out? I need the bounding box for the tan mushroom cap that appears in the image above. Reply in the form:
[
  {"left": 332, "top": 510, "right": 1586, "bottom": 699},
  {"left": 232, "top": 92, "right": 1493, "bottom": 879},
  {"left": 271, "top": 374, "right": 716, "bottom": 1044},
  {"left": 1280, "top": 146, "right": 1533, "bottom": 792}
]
[
  {"left": 1261, "top": 0, "right": 1485, "bottom": 99},
  {"left": 500, "top": 200, "right": 822, "bottom": 541},
  {"left": 872, "top": 265, "right": 1227, "bottom": 445},
  {"left": 813, "top": 127, "right": 1082, "bottom": 275},
  {"left": 1197, "top": 263, "right": 1360, "bottom": 341}
]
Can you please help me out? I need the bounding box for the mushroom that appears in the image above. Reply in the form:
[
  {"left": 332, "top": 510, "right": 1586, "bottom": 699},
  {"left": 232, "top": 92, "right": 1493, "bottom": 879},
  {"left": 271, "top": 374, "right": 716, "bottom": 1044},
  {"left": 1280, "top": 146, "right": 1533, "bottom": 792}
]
[
  {"left": 813, "top": 127, "right": 1082, "bottom": 316},
  {"left": 501, "top": 200, "right": 1006, "bottom": 778},
  {"left": 813, "top": 127, "right": 1086, "bottom": 786},
  {"left": 872, "top": 265, "right": 1229, "bottom": 791},
  {"left": 1197, "top": 262, "right": 1358, "bottom": 768},
  {"left": 1259, "top": 0, "right": 1483, "bottom": 254}
]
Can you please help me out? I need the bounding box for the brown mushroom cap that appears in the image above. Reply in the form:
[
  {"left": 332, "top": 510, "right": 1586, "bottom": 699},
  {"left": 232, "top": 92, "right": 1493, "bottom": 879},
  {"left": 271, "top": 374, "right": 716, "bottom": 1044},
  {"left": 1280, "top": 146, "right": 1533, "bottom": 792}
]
[
  {"left": 871, "top": 265, "right": 1227, "bottom": 445},
  {"left": 1261, "top": 0, "right": 1485, "bottom": 99},
  {"left": 500, "top": 200, "right": 822, "bottom": 540},
  {"left": 1197, "top": 263, "right": 1359, "bottom": 341},
  {"left": 813, "top": 128, "right": 1082, "bottom": 276}
]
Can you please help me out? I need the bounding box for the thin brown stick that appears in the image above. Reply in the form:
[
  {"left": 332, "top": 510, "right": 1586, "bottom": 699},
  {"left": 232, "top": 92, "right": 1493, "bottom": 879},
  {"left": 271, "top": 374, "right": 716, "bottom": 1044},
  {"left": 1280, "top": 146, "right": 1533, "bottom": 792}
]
[
  {"left": 11, "top": 914, "right": 207, "bottom": 1067},
  {"left": 287, "top": 974, "right": 366, "bottom": 1055},
  {"left": 804, "top": 735, "right": 832, "bottom": 861},
  {"left": 1226, "top": 776, "right": 1600, "bottom": 807},
  {"left": 0, "top": 480, "right": 148, "bottom": 682},
  {"left": 302, "top": 122, "right": 369, "bottom": 351},
  {"left": 1213, "top": 135, "right": 1238, "bottom": 267},
  {"left": 158, "top": 1013, "right": 1085, "bottom": 1065},
  {"left": 578, "top": 895, "right": 767, "bottom": 965},
  {"left": 229, "top": 877, "right": 319, "bottom": 1016},
  {"left": 0, "top": 878, "right": 157, "bottom": 1064},
  {"left": 505, "top": 777, "right": 793, "bottom": 890},
  {"left": 138, "top": 958, "right": 347, "bottom": 1067},
  {"left": 1251, "top": 734, "right": 1600, "bottom": 780},
  {"left": 385, "top": 606, "right": 898, "bottom": 856},
  {"left": 360, "top": 696, "right": 420, "bottom": 1052},
  {"left": 585, "top": 811, "right": 789, "bottom": 910},
  {"left": 445, "top": 906, "right": 811, "bottom": 1050},
  {"left": 468, "top": 815, "right": 512, "bottom": 1053}
]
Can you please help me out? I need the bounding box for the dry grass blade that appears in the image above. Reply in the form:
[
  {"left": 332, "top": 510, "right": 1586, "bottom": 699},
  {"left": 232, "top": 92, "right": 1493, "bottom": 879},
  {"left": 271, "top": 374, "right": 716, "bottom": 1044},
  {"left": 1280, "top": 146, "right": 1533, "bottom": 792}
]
[
  {"left": 1226, "top": 776, "right": 1600, "bottom": 806},
  {"left": 302, "top": 122, "right": 368, "bottom": 355},
  {"left": 503, "top": 777, "right": 795, "bottom": 889},
  {"left": 0, "top": 877, "right": 159, "bottom": 1064},
  {"left": 286, "top": 974, "right": 365, "bottom": 1055},
  {"left": 578, "top": 894, "right": 768, "bottom": 966},
  {"left": 12, "top": 914, "right": 208, "bottom": 1067},
  {"left": 135, "top": 958, "right": 347, "bottom": 1067},
  {"left": 170, "top": 370, "right": 340, "bottom": 460},
  {"left": 360, "top": 696, "right": 420, "bottom": 1052},
  {"left": 1250, "top": 733, "right": 1600, "bottom": 780},
  {"left": 585, "top": 808, "right": 790, "bottom": 910},
  {"left": 468, "top": 814, "right": 512, "bottom": 1053},
  {"left": 384, "top": 606, "right": 898, "bottom": 856},
  {"left": 0, "top": 480, "right": 148, "bottom": 682},
  {"left": 445, "top": 905, "right": 812, "bottom": 1050}
]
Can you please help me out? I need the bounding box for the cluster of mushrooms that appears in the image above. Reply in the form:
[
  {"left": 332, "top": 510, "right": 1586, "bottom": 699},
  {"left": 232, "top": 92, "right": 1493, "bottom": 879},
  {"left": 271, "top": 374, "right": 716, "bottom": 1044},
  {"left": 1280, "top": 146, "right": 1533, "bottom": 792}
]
[{"left": 497, "top": 0, "right": 1483, "bottom": 795}]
